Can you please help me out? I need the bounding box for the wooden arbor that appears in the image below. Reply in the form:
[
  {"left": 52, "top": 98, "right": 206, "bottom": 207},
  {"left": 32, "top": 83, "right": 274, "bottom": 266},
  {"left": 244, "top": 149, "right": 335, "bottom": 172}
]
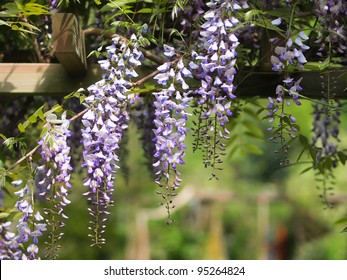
[
  {"left": 0, "top": 13, "right": 346, "bottom": 98},
  {"left": 0, "top": 13, "right": 101, "bottom": 97}
]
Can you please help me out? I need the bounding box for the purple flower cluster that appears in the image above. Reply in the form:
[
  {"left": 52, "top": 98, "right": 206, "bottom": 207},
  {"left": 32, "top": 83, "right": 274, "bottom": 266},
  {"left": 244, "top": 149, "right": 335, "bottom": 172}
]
[
  {"left": 265, "top": 29, "right": 310, "bottom": 164},
  {"left": 0, "top": 111, "right": 71, "bottom": 259},
  {"left": 37, "top": 111, "right": 72, "bottom": 257},
  {"left": 0, "top": 221, "right": 23, "bottom": 260},
  {"left": 315, "top": 0, "right": 347, "bottom": 57},
  {"left": 153, "top": 46, "right": 192, "bottom": 217},
  {"left": 312, "top": 99, "right": 342, "bottom": 167},
  {"left": 189, "top": 0, "right": 247, "bottom": 174},
  {"left": 192, "top": 0, "right": 242, "bottom": 107},
  {"left": 177, "top": 0, "right": 205, "bottom": 41},
  {"left": 266, "top": 31, "right": 310, "bottom": 154},
  {"left": 270, "top": 31, "right": 310, "bottom": 71},
  {"left": 81, "top": 35, "right": 142, "bottom": 245},
  {"left": 7, "top": 179, "right": 47, "bottom": 259}
]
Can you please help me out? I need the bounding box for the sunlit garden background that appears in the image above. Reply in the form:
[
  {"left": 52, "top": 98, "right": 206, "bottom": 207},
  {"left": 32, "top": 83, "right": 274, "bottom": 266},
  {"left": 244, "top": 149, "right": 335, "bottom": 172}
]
[{"left": 4, "top": 99, "right": 346, "bottom": 259}]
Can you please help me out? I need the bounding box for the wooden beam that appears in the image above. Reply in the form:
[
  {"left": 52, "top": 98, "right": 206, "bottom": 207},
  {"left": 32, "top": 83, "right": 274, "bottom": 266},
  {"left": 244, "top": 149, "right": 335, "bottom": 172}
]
[
  {"left": 235, "top": 68, "right": 347, "bottom": 98},
  {"left": 52, "top": 13, "right": 87, "bottom": 74},
  {"left": 0, "top": 63, "right": 346, "bottom": 98},
  {"left": 0, "top": 63, "right": 102, "bottom": 96}
]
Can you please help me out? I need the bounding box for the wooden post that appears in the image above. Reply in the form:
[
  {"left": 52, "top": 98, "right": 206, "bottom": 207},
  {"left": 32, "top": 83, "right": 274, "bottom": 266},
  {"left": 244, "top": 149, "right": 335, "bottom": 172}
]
[
  {"left": 257, "top": 194, "right": 270, "bottom": 260},
  {"left": 52, "top": 13, "right": 87, "bottom": 74}
]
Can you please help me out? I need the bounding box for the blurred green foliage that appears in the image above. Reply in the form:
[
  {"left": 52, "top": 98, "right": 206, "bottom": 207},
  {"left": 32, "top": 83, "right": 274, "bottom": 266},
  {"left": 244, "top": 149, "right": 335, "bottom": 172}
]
[{"left": 13, "top": 99, "right": 342, "bottom": 260}]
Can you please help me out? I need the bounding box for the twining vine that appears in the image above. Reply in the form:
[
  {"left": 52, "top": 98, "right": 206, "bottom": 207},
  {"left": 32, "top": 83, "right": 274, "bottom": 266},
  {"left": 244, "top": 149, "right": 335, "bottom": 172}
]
[{"left": 0, "top": 0, "right": 347, "bottom": 259}]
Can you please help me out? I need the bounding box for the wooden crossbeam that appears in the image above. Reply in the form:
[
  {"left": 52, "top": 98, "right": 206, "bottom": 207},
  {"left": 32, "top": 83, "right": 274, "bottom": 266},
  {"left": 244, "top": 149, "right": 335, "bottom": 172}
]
[
  {"left": 0, "top": 63, "right": 102, "bottom": 96},
  {"left": 235, "top": 68, "right": 347, "bottom": 98},
  {"left": 52, "top": 13, "right": 87, "bottom": 74},
  {"left": 0, "top": 63, "right": 346, "bottom": 98},
  {"left": 0, "top": 13, "right": 346, "bottom": 98}
]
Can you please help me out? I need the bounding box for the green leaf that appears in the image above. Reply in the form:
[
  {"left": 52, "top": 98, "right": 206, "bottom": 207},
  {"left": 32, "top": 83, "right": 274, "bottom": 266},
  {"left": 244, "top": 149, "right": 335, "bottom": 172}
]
[
  {"left": 18, "top": 21, "right": 41, "bottom": 32},
  {"left": 266, "top": 8, "right": 292, "bottom": 19},
  {"left": 144, "top": 83, "right": 156, "bottom": 90},
  {"left": 29, "top": 114, "right": 38, "bottom": 124},
  {"left": 242, "top": 144, "right": 263, "bottom": 155},
  {"left": 22, "top": 3, "right": 50, "bottom": 17},
  {"left": 17, "top": 105, "right": 45, "bottom": 132},
  {"left": 11, "top": 24, "right": 20, "bottom": 31},
  {"left": 0, "top": 3, "right": 19, "bottom": 17},
  {"left": 299, "top": 166, "right": 312, "bottom": 175},
  {"left": 244, "top": 9, "right": 265, "bottom": 21},
  {"left": 0, "top": 19, "right": 10, "bottom": 27},
  {"left": 0, "top": 212, "right": 10, "bottom": 219},
  {"left": 299, "top": 134, "right": 309, "bottom": 147},
  {"left": 228, "top": 145, "right": 240, "bottom": 158},
  {"left": 335, "top": 217, "right": 347, "bottom": 225},
  {"left": 44, "top": 104, "right": 63, "bottom": 117},
  {"left": 40, "top": 127, "right": 49, "bottom": 138},
  {"left": 100, "top": 0, "right": 137, "bottom": 12},
  {"left": 137, "top": 8, "right": 152, "bottom": 13},
  {"left": 242, "top": 120, "right": 264, "bottom": 139},
  {"left": 0, "top": 168, "right": 6, "bottom": 188},
  {"left": 338, "top": 152, "right": 346, "bottom": 165},
  {"left": 64, "top": 89, "right": 87, "bottom": 104},
  {"left": 320, "top": 57, "right": 331, "bottom": 70},
  {"left": 18, "top": 123, "right": 25, "bottom": 133},
  {"left": 303, "top": 62, "right": 323, "bottom": 71},
  {"left": 256, "top": 108, "right": 265, "bottom": 116}
]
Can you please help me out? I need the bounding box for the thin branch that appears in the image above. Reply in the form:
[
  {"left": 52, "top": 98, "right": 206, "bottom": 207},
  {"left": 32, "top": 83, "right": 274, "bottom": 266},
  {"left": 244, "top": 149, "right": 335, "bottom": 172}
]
[
  {"left": 83, "top": 27, "right": 166, "bottom": 65},
  {"left": 7, "top": 145, "right": 40, "bottom": 172},
  {"left": 70, "top": 108, "right": 88, "bottom": 122},
  {"left": 132, "top": 69, "right": 160, "bottom": 87}
]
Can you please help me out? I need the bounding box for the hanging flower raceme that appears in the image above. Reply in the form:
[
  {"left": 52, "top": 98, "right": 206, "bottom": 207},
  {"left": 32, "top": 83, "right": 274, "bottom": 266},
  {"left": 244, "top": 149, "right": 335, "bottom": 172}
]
[
  {"left": 152, "top": 45, "right": 192, "bottom": 222},
  {"left": 81, "top": 35, "right": 142, "bottom": 246},
  {"left": 37, "top": 111, "right": 72, "bottom": 258},
  {"left": 0, "top": 221, "right": 23, "bottom": 260},
  {"left": 311, "top": 98, "right": 342, "bottom": 208},
  {"left": 177, "top": 0, "right": 205, "bottom": 41},
  {"left": 314, "top": 0, "right": 347, "bottom": 58},
  {"left": 190, "top": 0, "right": 247, "bottom": 177},
  {"left": 2, "top": 179, "right": 47, "bottom": 260},
  {"left": 266, "top": 31, "right": 310, "bottom": 164},
  {"left": 312, "top": 99, "right": 342, "bottom": 167}
]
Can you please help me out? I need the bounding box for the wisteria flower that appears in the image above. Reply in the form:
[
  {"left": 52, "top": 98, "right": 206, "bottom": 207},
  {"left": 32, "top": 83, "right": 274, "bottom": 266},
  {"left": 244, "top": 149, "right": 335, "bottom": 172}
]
[
  {"left": 81, "top": 35, "right": 143, "bottom": 245},
  {"left": 189, "top": 0, "right": 246, "bottom": 175},
  {"left": 36, "top": 111, "right": 72, "bottom": 258}
]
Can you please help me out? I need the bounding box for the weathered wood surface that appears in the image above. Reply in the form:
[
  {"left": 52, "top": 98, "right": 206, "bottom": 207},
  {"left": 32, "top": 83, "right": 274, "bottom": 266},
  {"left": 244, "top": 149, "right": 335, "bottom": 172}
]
[
  {"left": 235, "top": 68, "right": 347, "bottom": 98},
  {"left": 52, "top": 13, "right": 87, "bottom": 74},
  {"left": 0, "top": 63, "right": 102, "bottom": 96},
  {"left": 0, "top": 63, "right": 346, "bottom": 98}
]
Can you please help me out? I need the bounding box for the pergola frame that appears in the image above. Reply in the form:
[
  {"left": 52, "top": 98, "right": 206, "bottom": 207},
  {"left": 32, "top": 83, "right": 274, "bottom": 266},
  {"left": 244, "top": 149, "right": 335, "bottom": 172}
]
[{"left": 0, "top": 13, "right": 346, "bottom": 98}]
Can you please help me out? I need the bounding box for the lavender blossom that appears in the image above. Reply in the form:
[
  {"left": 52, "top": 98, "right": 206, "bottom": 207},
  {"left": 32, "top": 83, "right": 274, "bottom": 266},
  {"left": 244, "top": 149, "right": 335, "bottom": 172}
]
[
  {"left": 37, "top": 111, "right": 72, "bottom": 258},
  {"left": 314, "top": 0, "right": 347, "bottom": 58},
  {"left": 266, "top": 30, "right": 310, "bottom": 164},
  {"left": 176, "top": 0, "right": 206, "bottom": 41},
  {"left": 153, "top": 49, "right": 192, "bottom": 219},
  {"left": 3, "top": 179, "right": 48, "bottom": 259},
  {"left": 81, "top": 35, "right": 142, "bottom": 245},
  {"left": 189, "top": 0, "right": 246, "bottom": 175},
  {"left": 312, "top": 99, "right": 342, "bottom": 167},
  {"left": 0, "top": 221, "right": 23, "bottom": 260}
]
